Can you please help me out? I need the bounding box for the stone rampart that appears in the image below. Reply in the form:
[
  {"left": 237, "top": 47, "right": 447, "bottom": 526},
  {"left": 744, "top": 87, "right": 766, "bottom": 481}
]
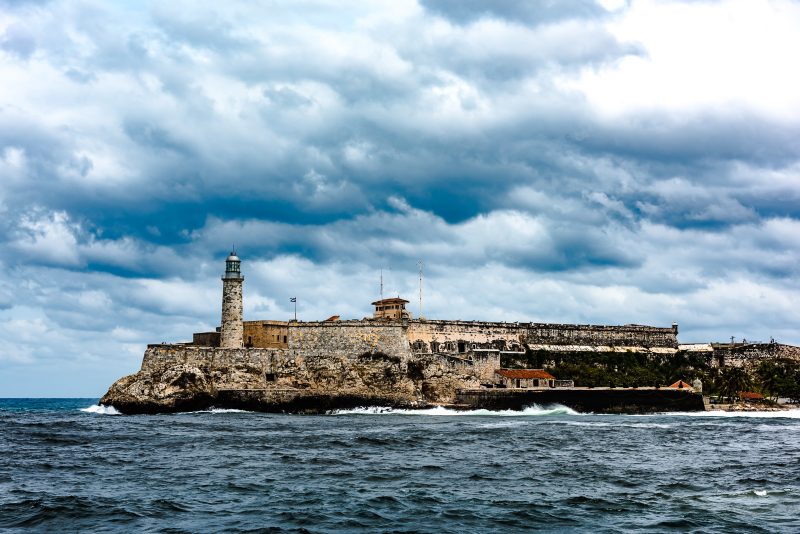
[
  {"left": 407, "top": 320, "right": 523, "bottom": 354},
  {"left": 405, "top": 319, "right": 678, "bottom": 353},
  {"left": 192, "top": 331, "right": 220, "bottom": 347},
  {"left": 525, "top": 323, "right": 678, "bottom": 348},
  {"left": 289, "top": 321, "right": 412, "bottom": 359},
  {"left": 709, "top": 343, "right": 800, "bottom": 368}
]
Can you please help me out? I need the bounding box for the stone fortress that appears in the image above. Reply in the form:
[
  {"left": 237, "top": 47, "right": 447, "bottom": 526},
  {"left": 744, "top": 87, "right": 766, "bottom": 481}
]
[{"left": 100, "top": 252, "right": 799, "bottom": 413}]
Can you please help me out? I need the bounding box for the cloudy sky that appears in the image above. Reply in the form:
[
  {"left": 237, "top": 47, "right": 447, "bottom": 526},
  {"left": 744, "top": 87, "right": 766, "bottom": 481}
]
[{"left": 1, "top": 0, "right": 799, "bottom": 396}]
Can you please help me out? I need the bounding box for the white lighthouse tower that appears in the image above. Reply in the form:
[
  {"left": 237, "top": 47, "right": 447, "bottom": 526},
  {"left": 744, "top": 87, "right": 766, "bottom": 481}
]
[{"left": 220, "top": 251, "right": 244, "bottom": 348}]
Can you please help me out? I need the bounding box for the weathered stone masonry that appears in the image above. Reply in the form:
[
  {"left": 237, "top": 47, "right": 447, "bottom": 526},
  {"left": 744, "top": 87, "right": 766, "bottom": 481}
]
[
  {"left": 405, "top": 319, "right": 678, "bottom": 354},
  {"left": 220, "top": 278, "right": 243, "bottom": 348}
]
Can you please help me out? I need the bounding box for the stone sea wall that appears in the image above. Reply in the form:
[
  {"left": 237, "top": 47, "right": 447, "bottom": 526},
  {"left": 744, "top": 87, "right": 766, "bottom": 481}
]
[{"left": 455, "top": 387, "right": 705, "bottom": 414}]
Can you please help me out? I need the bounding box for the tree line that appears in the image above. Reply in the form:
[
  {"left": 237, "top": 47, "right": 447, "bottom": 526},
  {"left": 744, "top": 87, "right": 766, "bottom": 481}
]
[{"left": 502, "top": 348, "right": 800, "bottom": 403}]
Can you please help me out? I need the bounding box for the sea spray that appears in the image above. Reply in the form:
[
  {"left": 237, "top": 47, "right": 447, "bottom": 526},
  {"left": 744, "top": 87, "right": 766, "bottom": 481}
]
[
  {"left": 80, "top": 404, "right": 121, "bottom": 415},
  {"left": 328, "top": 404, "right": 578, "bottom": 416}
]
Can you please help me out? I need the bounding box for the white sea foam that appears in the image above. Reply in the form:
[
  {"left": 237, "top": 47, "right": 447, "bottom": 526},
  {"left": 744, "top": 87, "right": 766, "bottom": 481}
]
[
  {"left": 80, "top": 404, "right": 121, "bottom": 415},
  {"left": 663, "top": 409, "right": 800, "bottom": 419},
  {"left": 754, "top": 489, "right": 768, "bottom": 496},
  {"left": 176, "top": 407, "right": 255, "bottom": 414},
  {"left": 551, "top": 420, "right": 674, "bottom": 429},
  {"left": 329, "top": 404, "right": 578, "bottom": 416}
]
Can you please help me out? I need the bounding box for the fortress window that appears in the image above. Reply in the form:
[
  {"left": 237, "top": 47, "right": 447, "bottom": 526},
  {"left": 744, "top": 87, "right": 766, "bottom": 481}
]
[
  {"left": 458, "top": 342, "right": 466, "bottom": 353},
  {"left": 283, "top": 335, "right": 287, "bottom": 343},
  {"left": 265, "top": 373, "right": 276, "bottom": 382}
]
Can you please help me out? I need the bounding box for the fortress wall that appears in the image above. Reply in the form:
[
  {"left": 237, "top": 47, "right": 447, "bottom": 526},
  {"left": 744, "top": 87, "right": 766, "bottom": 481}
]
[
  {"left": 192, "top": 332, "right": 220, "bottom": 347},
  {"left": 470, "top": 351, "right": 503, "bottom": 381},
  {"left": 288, "top": 321, "right": 412, "bottom": 359},
  {"left": 140, "top": 345, "right": 282, "bottom": 389},
  {"left": 710, "top": 343, "right": 800, "bottom": 368},
  {"left": 407, "top": 321, "right": 524, "bottom": 353},
  {"left": 406, "top": 320, "right": 678, "bottom": 352},
  {"left": 524, "top": 323, "right": 678, "bottom": 348}
]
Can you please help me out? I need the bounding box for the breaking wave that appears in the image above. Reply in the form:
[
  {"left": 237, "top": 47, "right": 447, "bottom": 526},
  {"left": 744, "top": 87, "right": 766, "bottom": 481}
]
[
  {"left": 80, "top": 404, "right": 121, "bottom": 415},
  {"left": 329, "top": 404, "right": 578, "bottom": 416}
]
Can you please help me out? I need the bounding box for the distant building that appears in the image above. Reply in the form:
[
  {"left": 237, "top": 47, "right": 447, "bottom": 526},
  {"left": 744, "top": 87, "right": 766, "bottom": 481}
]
[
  {"left": 740, "top": 391, "right": 764, "bottom": 402},
  {"left": 371, "top": 297, "right": 412, "bottom": 320},
  {"left": 495, "top": 369, "right": 570, "bottom": 389}
]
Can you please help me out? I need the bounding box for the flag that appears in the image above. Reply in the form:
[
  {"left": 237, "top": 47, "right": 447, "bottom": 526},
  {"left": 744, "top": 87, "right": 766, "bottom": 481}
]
[{"left": 290, "top": 297, "right": 296, "bottom": 302}]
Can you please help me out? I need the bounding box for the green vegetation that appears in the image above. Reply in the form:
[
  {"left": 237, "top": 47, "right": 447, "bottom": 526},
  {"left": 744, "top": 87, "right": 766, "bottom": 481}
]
[
  {"left": 715, "top": 367, "right": 753, "bottom": 402},
  {"left": 754, "top": 359, "right": 800, "bottom": 402},
  {"left": 502, "top": 346, "right": 800, "bottom": 402}
]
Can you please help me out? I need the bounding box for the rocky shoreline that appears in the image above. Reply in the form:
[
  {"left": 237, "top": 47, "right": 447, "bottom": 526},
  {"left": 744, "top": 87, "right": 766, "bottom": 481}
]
[{"left": 706, "top": 403, "right": 798, "bottom": 412}]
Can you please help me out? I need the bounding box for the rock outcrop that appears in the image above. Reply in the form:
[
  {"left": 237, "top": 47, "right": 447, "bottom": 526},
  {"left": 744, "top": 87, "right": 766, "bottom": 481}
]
[{"left": 100, "top": 344, "right": 490, "bottom": 414}]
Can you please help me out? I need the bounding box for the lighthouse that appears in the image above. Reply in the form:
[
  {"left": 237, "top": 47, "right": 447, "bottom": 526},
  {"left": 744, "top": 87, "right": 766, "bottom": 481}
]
[{"left": 220, "top": 251, "right": 244, "bottom": 348}]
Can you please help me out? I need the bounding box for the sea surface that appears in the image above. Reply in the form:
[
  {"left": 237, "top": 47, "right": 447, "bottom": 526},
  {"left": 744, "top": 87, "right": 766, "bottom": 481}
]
[{"left": 1, "top": 399, "right": 799, "bottom": 533}]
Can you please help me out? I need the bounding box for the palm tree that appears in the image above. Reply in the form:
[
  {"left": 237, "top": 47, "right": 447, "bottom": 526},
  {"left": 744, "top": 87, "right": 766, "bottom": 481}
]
[
  {"left": 757, "top": 362, "right": 782, "bottom": 403},
  {"left": 717, "top": 367, "right": 753, "bottom": 402}
]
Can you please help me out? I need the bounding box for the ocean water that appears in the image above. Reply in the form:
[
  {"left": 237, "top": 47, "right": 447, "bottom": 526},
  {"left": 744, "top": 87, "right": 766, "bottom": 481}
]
[{"left": 1, "top": 399, "right": 799, "bottom": 533}]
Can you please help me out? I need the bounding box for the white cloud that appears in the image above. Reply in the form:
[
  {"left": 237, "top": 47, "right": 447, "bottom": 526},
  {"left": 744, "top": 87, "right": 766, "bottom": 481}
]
[
  {"left": 12, "top": 211, "right": 81, "bottom": 267},
  {"left": 574, "top": 0, "right": 800, "bottom": 119}
]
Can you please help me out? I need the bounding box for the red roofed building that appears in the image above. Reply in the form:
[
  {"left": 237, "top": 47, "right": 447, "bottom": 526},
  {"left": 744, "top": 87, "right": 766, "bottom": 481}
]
[
  {"left": 667, "top": 380, "right": 694, "bottom": 390},
  {"left": 495, "top": 369, "right": 563, "bottom": 389}
]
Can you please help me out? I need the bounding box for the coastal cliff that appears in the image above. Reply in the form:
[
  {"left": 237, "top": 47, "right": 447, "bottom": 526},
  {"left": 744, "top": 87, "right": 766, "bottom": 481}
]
[{"left": 100, "top": 343, "right": 487, "bottom": 414}]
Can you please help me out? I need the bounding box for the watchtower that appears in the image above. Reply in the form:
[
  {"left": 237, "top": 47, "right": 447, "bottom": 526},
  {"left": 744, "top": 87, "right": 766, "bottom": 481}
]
[
  {"left": 220, "top": 251, "right": 244, "bottom": 348},
  {"left": 371, "top": 297, "right": 412, "bottom": 320}
]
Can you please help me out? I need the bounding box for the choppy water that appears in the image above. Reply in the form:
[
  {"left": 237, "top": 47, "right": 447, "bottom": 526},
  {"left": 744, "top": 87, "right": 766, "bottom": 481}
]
[{"left": 2, "top": 399, "right": 799, "bottom": 532}]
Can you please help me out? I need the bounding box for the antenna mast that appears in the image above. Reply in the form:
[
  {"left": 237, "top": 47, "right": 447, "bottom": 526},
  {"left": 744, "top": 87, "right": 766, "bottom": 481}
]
[
  {"left": 380, "top": 268, "right": 384, "bottom": 301},
  {"left": 418, "top": 260, "right": 423, "bottom": 319}
]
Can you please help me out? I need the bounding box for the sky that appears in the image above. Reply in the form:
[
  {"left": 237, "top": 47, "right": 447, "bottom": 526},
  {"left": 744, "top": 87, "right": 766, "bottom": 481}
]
[{"left": 1, "top": 0, "right": 799, "bottom": 396}]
